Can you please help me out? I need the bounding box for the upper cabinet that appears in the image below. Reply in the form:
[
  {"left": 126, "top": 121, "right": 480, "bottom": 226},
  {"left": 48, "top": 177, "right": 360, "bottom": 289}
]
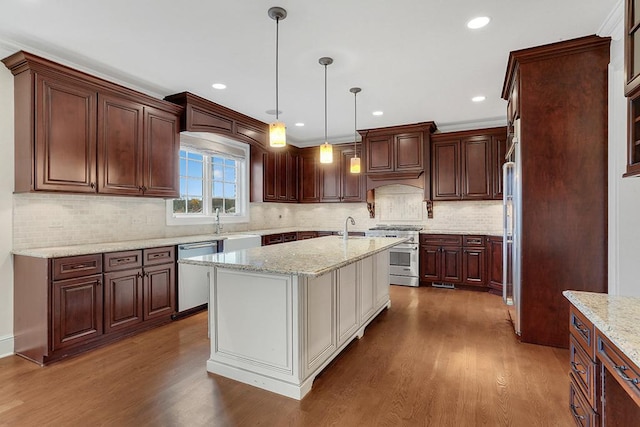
[
  {"left": 163, "top": 92, "right": 268, "bottom": 149},
  {"left": 361, "top": 123, "right": 436, "bottom": 178},
  {"left": 263, "top": 148, "right": 299, "bottom": 203},
  {"left": 431, "top": 127, "right": 506, "bottom": 201},
  {"left": 625, "top": 1, "right": 640, "bottom": 176},
  {"left": 3, "top": 51, "right": 182, "bottom": 197}
]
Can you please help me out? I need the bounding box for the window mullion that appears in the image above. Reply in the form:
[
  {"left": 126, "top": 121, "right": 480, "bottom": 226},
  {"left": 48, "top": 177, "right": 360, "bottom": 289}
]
[{"left": 204, "top": 156, "right": 212, "bottom": 216}]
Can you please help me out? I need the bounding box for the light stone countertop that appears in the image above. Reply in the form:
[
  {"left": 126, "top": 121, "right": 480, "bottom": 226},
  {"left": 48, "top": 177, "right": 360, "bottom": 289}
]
[
  {"left": 563, "top": 290, "right": 640, "bottom": 369},
  {"left": 9, "top": 228, "right": 370, "bottom": 259},
  {"left": 179, "top": 235, "right": 408, "bottom": 278}
]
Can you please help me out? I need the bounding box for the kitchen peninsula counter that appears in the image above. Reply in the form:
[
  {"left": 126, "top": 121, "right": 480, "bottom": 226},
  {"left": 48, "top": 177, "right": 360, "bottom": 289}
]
[{"left": 190, "top": 236, "right": 403, "bottom": 400}]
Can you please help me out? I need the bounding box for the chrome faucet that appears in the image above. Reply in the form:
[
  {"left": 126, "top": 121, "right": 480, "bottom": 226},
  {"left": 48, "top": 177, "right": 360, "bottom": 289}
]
[
  {"left": 343, "top": 216, "right": 355, "bottom": 240},
  {"left": 214, "top": 208, "right": 223, "bottom": 234}
]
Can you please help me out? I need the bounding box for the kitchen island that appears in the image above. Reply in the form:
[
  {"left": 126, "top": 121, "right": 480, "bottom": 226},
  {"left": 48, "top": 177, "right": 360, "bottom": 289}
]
[{"left": 179, "top": 235, "right": 406, "bottom": 399}]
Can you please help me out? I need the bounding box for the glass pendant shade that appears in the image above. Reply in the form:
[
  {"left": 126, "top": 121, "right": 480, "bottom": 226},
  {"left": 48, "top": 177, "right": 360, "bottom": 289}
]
[
  {"left": 269, "top": 121, "right": 286, "bottom": 147},
  {"left": 320, "top": 142, "right": 333, "bottom": 164},
  {"left": 350, "top": 156, "right": 361, "bottom": 173}
]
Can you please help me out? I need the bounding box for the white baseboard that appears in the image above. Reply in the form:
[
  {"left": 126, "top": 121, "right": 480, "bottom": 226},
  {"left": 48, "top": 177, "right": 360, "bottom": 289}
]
[{"left": 0, "top": 334, "right": 14, "bottom": 358}]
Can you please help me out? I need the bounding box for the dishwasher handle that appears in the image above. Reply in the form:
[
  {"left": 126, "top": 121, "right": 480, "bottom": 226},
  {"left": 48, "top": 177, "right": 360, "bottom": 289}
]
[{"left": 179, "top": 242, "right": 218, "bottom": 252}]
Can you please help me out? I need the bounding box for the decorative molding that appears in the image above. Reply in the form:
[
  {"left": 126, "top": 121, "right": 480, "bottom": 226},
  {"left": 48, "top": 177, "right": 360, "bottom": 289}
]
[
  {"left": 598, "top": 0, "right": 624, "bottom": 41},
  {"left": 436, "top": 117, "right": 507, "bottom": 134},
  {"left": 0, "top": 334, "right": 14, "bottom": 359}
]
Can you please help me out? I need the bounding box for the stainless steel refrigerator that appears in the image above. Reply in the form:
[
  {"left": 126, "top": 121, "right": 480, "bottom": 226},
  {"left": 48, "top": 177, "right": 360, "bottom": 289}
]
[{"left": 503, "top": 119, "right": 521, "bottom": 335}]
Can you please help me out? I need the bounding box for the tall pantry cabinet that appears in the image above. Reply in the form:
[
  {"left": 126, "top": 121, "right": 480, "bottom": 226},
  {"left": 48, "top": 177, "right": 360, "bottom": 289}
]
[{"left": 501, "top": 35, "right": 610, "bottom": 348}]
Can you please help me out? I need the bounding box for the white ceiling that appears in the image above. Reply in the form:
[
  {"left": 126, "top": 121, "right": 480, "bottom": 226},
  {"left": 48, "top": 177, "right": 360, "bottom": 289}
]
[{"left": 0, "top": 0, "right": 618, "bottom": 147}]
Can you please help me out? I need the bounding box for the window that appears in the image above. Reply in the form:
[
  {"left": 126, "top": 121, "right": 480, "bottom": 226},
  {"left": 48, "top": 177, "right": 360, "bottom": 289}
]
[{"left": 166, "top": 133, "right": 249, "bottom": 225}]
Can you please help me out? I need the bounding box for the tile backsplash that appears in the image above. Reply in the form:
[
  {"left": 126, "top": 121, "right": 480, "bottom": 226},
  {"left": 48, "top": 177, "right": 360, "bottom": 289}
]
[{"left": 13, "top": 185, "right": 502, "bottom": 250}]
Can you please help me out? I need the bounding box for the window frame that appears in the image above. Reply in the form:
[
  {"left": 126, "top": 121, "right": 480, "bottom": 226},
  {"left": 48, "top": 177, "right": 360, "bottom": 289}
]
[{"left": 166, "top": 133, "right": 250, "bottom": 226}]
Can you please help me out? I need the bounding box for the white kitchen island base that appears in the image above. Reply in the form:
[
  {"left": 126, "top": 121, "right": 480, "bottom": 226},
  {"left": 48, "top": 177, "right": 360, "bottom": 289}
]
[{"left": 205, "top": 249, "right": 391, "bottom": 400}]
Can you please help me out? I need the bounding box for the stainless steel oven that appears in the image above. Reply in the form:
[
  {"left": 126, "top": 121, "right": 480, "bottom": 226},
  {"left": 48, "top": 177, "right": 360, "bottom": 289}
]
[{"left": 365, "top": 225, "right": 422, "bottom": 287}]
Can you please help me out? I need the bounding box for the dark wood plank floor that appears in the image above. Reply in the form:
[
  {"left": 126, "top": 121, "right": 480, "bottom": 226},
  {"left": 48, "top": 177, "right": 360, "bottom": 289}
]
[{"left": 0, "top": 286, "right": 572, "bottom": 426}]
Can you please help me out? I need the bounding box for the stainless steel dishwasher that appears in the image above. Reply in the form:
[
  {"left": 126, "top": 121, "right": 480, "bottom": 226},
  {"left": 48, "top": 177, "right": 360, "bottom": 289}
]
[{"left": 177, "top": 241, "right": 219, "bottom": 313}]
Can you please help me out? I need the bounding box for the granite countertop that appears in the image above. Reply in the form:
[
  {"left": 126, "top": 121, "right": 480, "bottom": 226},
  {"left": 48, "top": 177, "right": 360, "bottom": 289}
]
[
  {"left": 179, "top": 235, "right": 407, "bottom": 277},
  {"left": 563, "top": 290, "right": 640, "bottom": 369},
  {"left": 11, "top": 227, "right": 370, "bottom": 258}
]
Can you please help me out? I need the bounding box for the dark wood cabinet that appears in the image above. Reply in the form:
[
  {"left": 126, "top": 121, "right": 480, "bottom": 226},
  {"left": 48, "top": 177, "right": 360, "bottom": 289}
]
[
  {"left": 263, "top": 148, "right": 299, "bottom": 203},
  {"left": 319, "top": 144, "right": 365, "bottom": 202},
  {"left": 297, "top": 231, "right": 318, "bottom": 240},
  {"left": 462, "top": 236, "right": 486, "bottom": 286},
  {"left": 32, "top": 73, "right": 98, "bottom": 193},
  {"left": 431, "top": 127, "right": 506, "bottom": 201},
  {"left": 2, "top": 51, "right": 182, "bottom": 198},
  {"left": 502, "top": 35, "right": 609, "bottom": 348},
  {"left": 487, "top": 236, "right": 503, "bottom": 294},
  {"left": 52, "top": 274, "right": 104, "bottom": 351},
  {"left": 13, "top": 246, "right": 175, "bottom": 365},
  {"left": 164, "top": 91, "right": 269, "bottom": 149},
  {"left": 298, "top": 148, "right": 321, "bottom": 203},
  {"left": 362, "top": 124, "right": 435, "bottom": 176},
  {"left": 419, "top": 234, "right": 463, "bottom": 285},
  {"left": 262, "top": 232, "right": 297, "bottom": 246}
]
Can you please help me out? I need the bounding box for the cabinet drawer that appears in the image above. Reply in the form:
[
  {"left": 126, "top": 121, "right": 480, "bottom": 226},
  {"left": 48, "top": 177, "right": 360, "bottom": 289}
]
[
  {"left": 262, "top": 234, "right": 284, "bottom": 245},
  {"left": 419, "top": 234, "right": 462, "bottom": 246},
  {"left": 597, "top": 330, "right": 640, "bottom": 406},
  {"left": 104, "top": 250, "right": 143, "bottom": 272},
  {"left": 569, "top": 376, "right": 598, "bottom": 427},
  {"left": 570, "top": 305, "right": 595, "bottom": 358},
  {"left": 283, "top": 232, "right": 297, "bottom": 242},
  {"left": 463, "top": 235, "right": 485, "bottom": 247},
  {"left": 52, "top": 254, "right": 103, "bottom": 281},
  {"left": 570, "top": 335, "right": 598, "bottom": 409},
  {"left": 143, "top": 246, "right": 175, "bottom": 266}
]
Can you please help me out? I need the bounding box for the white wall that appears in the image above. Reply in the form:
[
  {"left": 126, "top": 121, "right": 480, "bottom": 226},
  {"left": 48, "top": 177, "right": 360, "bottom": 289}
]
[
  {"left": 0, "top": 64, "right": 14, "bottom": 357},
  {"left": 604, "top": 1, "right": 640, "bottom": 296}
]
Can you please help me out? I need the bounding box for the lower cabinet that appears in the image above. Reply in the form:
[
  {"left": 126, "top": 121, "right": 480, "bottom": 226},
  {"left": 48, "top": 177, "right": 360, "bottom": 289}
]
[
  {"left": 487, "top": 236, "right": 503, "bottom": 294},
  {"left": 262, "top": 232, "right": 298, "bottom": 246},
  {"left": 420, "top": 234, "right": 493, "bottom": 288},
  {"left": 14, "top": 246, "right": 176, "bottom": 365}
]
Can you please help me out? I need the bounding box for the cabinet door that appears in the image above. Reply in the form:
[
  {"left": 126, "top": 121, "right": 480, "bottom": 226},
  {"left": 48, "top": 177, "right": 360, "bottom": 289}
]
[
  {"left": 35, "top": 74, "right": 97, "bottom": 192},
  {"left": 461, "top": 136, "right": 491, "bottom": 199},
  {"left": 441, "top": 246, "right": 462, "bottom": 283},
  {"left": 320, "top": 153, "right": 342, "bottom": 202},
  {"left": 492, "top": 134, "right": 507, "bottom": 199},
  {"left": 97, "top": 94, "right": 144, "bottom": 195},
  {"left": 304, "top": 272, "right": 336, "bottom": 376},
  {"left": 337, "top": 263, "right": 359, "bottom": 345},
  {"left": 394, "top": 132, "right": 424, "bottom": 171},
  {"left": 488, "top": 237, "right": 503, "bottom": 292},
  {"left": 359, "top": 256, "right": 375, "bottom": 323},
  {"left": 374, "top": 250, "right": 390, "bottom": 307},
  {"left": 263, "top": 151, "right": 277, "bottom": 201},
  {"left": 298, "top": 149, "right": 320, "bottom": 203},
  {"left": 143, "top": 263, "right": 176, "bottom": 320},
  {"left": 286, "top": 151, "right": 299, "bottom": 202},
  {"left": 104, "top": 269, "right": 143, "bottom": 333},
  {"left": 52, "top": 274, "right": 103, "bottom": 351},
  {"left": 341, "top": 147, "right": 365, "bottom": 202},
  {"left": 366, "top": 135, "right": 394, "bottom": 173},
  {"left": 463, "top": 247, "right": 486, "bottom": 286},
  {"left": 143, "top": 106, "right": 180, "bottom": 197},
  {"left": 420, "top": 245, "right": 441, "bottom": 282},
  {"left": 432, "top": 141, "right": 460, "bottom": 200}
]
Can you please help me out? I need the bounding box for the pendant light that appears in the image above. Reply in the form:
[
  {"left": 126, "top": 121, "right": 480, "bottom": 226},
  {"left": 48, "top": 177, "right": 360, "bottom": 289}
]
[
  {"left": 319, "top": 57, "right": 333, "bottom": 164},
  {"left": 268, "top": 7, "right": 287, "bottom": 147},
  {"left": 349, "top": 87, "right": 362, "bottom": 174}
]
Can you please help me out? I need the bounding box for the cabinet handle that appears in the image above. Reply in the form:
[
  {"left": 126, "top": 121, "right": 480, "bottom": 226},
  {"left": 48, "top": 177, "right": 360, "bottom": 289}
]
[
  {"left": 572, "top": 319, "right": 590, "bottom": 338},
  {"left": 90, "top": 182, "right": 95, "bottom": 189},
  {"left": 570, "top": 361, "right": 586, "bottom": 375},
  {"left": 614, "top": 365, "right": 640, "bottom": 384},
  {"left": 569, "top": 404, "right": 585, "bottom": 421},
  {"left": 137, "top": 272, "right": 143, "bottom": 278},
  {"left": 141, "top": 185, "right": 147, "bottom": 193},
  {"left": 96, "top": 279, "right": 102, "bottom": 286},
  {"left": 150, "top": 253, "right": 163, "bottom": 258},
  {"left": 69, "top": 263, "right": 91, "bottom": 270}
]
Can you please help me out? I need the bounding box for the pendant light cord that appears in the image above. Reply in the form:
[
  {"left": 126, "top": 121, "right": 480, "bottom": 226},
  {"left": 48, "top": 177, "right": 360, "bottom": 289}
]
[
  {"left": 324, "top": 64, "right": 328, "bottom": 143},
  {"left": 353, "top": 91, "right": 357, "bottom": 153},
  {"left": 275, "top": 17, "right": 280, "bottom": 121}
]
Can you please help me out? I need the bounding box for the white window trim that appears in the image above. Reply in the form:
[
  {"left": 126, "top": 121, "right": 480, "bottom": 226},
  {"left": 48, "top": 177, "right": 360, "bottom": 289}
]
[{"left": 166, "top": 132, "right": 250, "bottom": 226}]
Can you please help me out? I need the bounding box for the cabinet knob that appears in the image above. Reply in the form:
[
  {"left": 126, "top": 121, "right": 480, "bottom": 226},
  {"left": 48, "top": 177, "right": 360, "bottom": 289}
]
[{"left": 90, "top": 182, "right": 95, "bottom": 189}]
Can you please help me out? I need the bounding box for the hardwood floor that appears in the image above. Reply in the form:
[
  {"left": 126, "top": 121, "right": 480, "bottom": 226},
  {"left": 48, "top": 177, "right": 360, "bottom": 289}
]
[{"left": 0, "top": 286, "right": 572, "bottom": 426}]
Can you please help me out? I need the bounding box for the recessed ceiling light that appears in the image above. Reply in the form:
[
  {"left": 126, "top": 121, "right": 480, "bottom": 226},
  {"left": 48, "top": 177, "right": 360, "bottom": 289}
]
[
  {"left": 295, "top": 122, "right": 305, "bottom": 127},
  {"left": 472, "top": 95, "right": 486, "bottom": 102},
  {"left": 467, "top": 16, "right": 490, "bottom": 29},
  {"left": 212, "top": 83, "right": 227, "bottom": 90},
  {"left": 372, "top": 111, "right": 384, "bottom": 116}
]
